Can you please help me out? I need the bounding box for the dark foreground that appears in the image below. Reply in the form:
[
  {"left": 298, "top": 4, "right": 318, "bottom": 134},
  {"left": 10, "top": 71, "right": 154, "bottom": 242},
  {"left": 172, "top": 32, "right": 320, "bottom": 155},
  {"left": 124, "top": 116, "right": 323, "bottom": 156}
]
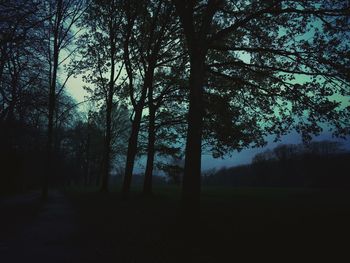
[{"left": 1, "top": 187, "right": 350, "bottom": 262}]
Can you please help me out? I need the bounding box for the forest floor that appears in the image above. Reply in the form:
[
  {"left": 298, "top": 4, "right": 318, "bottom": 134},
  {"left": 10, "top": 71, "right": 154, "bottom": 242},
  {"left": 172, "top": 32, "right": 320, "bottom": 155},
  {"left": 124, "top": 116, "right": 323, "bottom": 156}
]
[{"left": 0, "top": 186, "right": 350, "bottom": 262}]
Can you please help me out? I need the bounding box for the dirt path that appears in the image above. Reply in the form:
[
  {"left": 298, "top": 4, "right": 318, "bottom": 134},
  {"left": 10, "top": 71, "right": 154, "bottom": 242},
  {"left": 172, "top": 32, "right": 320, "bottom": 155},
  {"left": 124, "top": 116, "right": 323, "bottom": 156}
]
[{"left": 0, "top": 191, "right": 94, "bottom": 263}]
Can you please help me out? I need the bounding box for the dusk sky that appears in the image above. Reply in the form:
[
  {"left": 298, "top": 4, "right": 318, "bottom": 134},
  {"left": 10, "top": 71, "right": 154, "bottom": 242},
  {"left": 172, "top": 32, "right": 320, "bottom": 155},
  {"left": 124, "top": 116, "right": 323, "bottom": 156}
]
[
  {"left": 66, "top": 77, "right": 350, "bottom": 172},
  {"left": 2, "top": 2, "right": 349, "bottom": 261},
  {"left": 59, "top": 0, "right": 349, "bottom": 174}
]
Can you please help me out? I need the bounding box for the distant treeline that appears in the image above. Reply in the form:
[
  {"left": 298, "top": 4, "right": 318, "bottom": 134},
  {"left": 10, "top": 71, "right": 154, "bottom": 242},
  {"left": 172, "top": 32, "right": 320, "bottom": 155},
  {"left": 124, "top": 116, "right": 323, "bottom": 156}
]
[
  {"left": 203, "top": 141, "right": 350, "bottom": 188},
  {"left": 0, "top": 113, "right": 107, "bottom": 194}
]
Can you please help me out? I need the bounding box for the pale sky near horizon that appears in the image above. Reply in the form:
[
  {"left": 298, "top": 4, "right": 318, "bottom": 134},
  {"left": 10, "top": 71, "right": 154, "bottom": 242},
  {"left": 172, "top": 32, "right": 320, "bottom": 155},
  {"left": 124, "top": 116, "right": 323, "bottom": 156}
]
[
  {"left": 66, "top": 75, "right": 88, "bottom": 104},
  {"left": 66, "top": 76, "right": 349, "bottom": 172},
  {"left": 62, "top": 9, "right": 350, "bottom": 172},
  {"left": 65, "top": 73, "right": 301, "bottom": 170}
]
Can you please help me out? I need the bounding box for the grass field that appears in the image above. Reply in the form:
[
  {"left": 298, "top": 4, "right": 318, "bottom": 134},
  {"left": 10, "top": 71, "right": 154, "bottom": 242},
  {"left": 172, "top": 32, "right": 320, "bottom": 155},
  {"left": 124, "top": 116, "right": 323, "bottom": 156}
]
[{"left": 66, "top": 186, "right": 350, "bottom": 262}]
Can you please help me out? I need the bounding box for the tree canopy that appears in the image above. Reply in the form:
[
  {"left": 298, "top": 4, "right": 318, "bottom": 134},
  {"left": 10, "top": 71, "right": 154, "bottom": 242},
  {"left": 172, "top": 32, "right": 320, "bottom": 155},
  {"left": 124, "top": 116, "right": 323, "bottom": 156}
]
[
  {"left": 1, "top": 0, "right": 349, "bottom": 203},
  {"left": 171, "top": 0, "right": 350, "bottom": 206}
]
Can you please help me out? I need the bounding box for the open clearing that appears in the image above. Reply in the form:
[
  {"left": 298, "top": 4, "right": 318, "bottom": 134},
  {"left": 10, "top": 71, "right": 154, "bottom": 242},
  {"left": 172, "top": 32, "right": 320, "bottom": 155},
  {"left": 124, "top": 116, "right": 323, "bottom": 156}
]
[{"left": 1, "top": 187, "right": 349, "bottom": 262}]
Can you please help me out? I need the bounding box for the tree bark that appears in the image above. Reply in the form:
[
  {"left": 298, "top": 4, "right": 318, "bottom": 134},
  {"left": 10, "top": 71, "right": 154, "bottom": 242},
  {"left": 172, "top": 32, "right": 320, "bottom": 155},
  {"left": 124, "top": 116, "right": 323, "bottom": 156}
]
[
  {"left": 43, "top": 75, "right": 56, "bottom": 198},
  {"left": 42, "top": 0, "right": 62, "bottom": 200},
  {"left": 84, "top": 125, "right": 91, "bottom": 187},
  {"left": 122, "top": 65, "right": 152, "bottom": 197},
  {"left": 181, "top": 52, "right": 206, "bottom": 214},
  {"left": 143, "top": 104, "right": 156, "bottom": 196},
  {"left": 100, "top": 90, "right": 113, "bottom": 192},
  {"left": 100, "top": 19, "right": 116, "bottom": 193},
  {"left": 172, "top": 0, "right": 216, "bottom": 215},
  {"left": 122, "top": 103, "right": 143, "bottom": 197}
]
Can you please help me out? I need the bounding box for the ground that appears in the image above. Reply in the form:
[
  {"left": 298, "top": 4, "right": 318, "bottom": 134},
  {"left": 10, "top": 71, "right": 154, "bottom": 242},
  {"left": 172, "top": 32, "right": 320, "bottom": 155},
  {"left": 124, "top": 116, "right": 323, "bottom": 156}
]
[{"left": 1, "top": 186, "right": 350, "bottom": 262}]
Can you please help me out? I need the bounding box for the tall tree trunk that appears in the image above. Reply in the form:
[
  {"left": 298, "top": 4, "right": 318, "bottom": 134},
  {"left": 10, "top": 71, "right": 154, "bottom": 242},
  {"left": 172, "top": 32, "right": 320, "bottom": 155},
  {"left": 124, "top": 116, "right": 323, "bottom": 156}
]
[
  {"left": 122, "top": 104, "right": 143, "bottom": 197},
  {"left": 42, "top": 0, "right": 62, "bottom": 199},
  {"left": 84, "top": 127, "right": 91, "bottom": 187},
  {"left": 43, "top": 60, "right": 56, "bottom": 199},
  {"left": 100, "top": 92, "right": 112, "bottom": 192},
  {"left": 0, "top": 47, "right": 7, "bottom": 83},
  {"left": 172, "top": 0, "right": 216, "bottom": 216},
  {"left": 143, "top": 104, "right": 156, "bottom": 196},
  {"left": 100, "top": 22, "right": 116, "bottom": 192},
  {"left": 122, "top": 65, "right": 152, "bottom": 197},
  {"left": 181, "top": 53, "right": 206, "bottom": 213}
]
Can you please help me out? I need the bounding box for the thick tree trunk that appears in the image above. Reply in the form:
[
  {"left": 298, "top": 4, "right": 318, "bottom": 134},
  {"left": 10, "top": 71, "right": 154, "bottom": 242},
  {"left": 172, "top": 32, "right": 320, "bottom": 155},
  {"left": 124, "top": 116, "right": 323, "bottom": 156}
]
[
  {"left": 143, "top": 105, "right": 156, "bottom": 196},
  {"left": 122, "top": 104, "right": 143, "bottom": 197},
  {"left": 181, "top": 54, "right": 206, "bottom": 213},
  {"left": 172, "top": 1, "right": 216, "bottom": 215}
]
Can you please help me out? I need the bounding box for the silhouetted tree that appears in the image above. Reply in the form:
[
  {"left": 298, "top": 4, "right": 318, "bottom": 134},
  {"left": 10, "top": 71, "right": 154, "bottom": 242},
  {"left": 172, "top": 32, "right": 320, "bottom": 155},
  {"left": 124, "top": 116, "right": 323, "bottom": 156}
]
[
  {"left": 142, "top": 36, "right": 188, "bottom": 195},
  {"left": 251, "top": 141, "right": 349, "bottom": 187},
  {"left": 172, "top": 0, "right": 350, "bottom": 209},
  {"left": 0, "top": 0, "right": 48, "bottom": 85},
  {"left": 121, "top": 0, "right": 186, "bottom": 197},
  {"left": 0, "top": 0, "right": 51, "bottom": 193},
  {"left": 40, "top": 0, "right": 86, "bottom": 199},
  {"left": 63, "top": 103, "right": 130, "bottom": 187},
  {"left": 305, "top": 140, "right": 344, "bottom": 156},
  {"left": 75, "top": 0, "right": 126, "bottom": 192},
  {"left": 160, "top": 156, "right": 184, "bottom": 185}
]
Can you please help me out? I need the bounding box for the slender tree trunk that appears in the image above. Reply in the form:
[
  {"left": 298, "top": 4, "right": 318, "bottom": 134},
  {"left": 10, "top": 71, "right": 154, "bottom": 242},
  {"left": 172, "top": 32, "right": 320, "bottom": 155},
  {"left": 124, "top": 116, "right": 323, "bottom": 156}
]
[
  {"left": 181, "top": 53, "right": 206, "bottom": 214},
  {"left": 100, "top": 22, "right": 116, "bottom": 192},
  {"left": 122, "top": 104, "right": 143, "bottom": 197},
  {"left": 122, "top": 64, "right": 152, "bottom": 197},
  {"left": 143, "top": 66, "right": 156, "bottom": 196},
  {"left": 0, "top": 48, "right": 7, "bottom": 82},
  {"left": 43, "top": 61, "right": 56, "bottom": 199},
  {"left": 6, "top": 64, "right": 18, "bottom": 123},
  {"left": 143, "top": 105, "right": 156, "bottom": 196},
  {"left": 42, "top": 4, "right": 61, "bottom": 199},
  {"left": 96, "top": 161, "right": 101, "bottom": 186},
  {"left": 100, "top": 106, "right": 111, "bottom": 192},
  {"left": 100, "top": 95, "right": 112, "bottom": 192},
  {"left": 84, "top": 128, "right": 91, "bottom": 187}
]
